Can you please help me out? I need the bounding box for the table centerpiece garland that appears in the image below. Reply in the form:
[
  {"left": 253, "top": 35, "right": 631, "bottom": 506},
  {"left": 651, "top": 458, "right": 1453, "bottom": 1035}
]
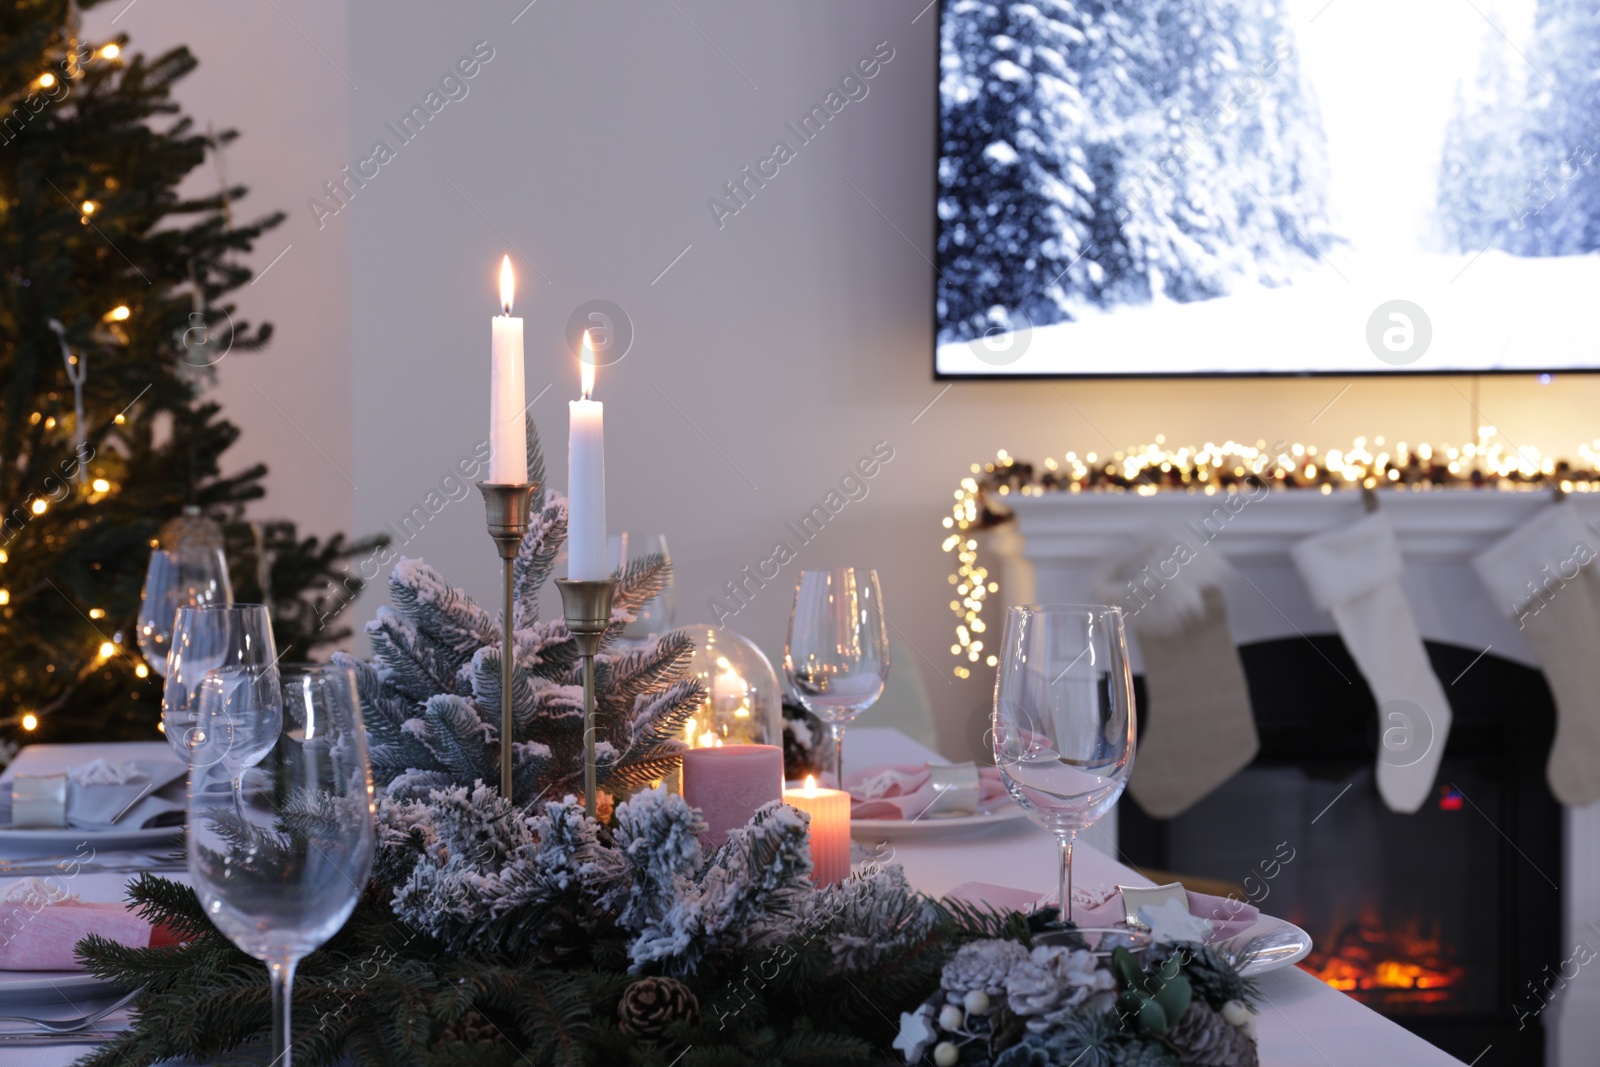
[{"left": 71, "top": 429, "right": 1260, "bottom": 1067}]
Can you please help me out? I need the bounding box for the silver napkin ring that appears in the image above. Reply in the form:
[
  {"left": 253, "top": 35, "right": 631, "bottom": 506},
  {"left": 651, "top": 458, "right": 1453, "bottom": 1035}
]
[
  {"left": 12, "top": 773, "right": 68, "bottom": 829},
  {"left": 927, "top": 762, "right": 982, "bottom": 816},
  {"left": 1118, "top": 881, "right": 1187, "bottom": 929}
]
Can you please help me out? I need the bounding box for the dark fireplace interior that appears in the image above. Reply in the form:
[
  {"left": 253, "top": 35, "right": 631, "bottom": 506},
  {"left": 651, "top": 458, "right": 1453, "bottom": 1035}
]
[{"left": 1121, "top": 636, "right": 1561, "bottom": 1065}]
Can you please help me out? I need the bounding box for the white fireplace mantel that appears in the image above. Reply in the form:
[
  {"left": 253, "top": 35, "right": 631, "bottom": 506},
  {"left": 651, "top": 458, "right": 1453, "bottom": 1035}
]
[
  {"left": 993, "top": 487, "right": 1600, "bottom": 672},
  {"left": 987, "top": 487, "right": 1600, "bottom": 1067}
]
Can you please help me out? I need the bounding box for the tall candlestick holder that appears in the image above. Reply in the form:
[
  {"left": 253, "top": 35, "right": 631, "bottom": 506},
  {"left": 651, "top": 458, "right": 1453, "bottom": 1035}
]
[
  {"left": 555, "top": 577, "right": 618, "bottom": 817},
  {"left": 476, "top": 482, "right": 539, "bottom": 798}
]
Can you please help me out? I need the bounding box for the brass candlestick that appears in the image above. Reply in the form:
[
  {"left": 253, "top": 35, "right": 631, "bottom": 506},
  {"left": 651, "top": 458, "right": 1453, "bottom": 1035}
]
[
  {"left": 555, "top": 577, "right": 618, "bottom": 817},
  {"left": 476, "top": 482, "right": 539, "bottom": 798}
]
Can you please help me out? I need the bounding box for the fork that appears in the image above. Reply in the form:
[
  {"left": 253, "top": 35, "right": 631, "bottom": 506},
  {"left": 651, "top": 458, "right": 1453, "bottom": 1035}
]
[{"left": 0, "top": 989, "right": 139, "bottom": 1033}]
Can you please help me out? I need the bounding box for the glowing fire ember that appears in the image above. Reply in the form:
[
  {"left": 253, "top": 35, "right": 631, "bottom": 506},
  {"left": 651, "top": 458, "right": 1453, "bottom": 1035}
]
[{"left": 1302, "top": 924, "right": 1465, "bottom": 1006}]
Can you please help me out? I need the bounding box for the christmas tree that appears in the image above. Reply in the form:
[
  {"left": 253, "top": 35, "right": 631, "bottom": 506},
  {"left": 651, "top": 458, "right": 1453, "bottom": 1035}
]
[
  {"left": 0, "top": 0, "right": 381, "bottom": 752},
  {"left": 1436, "top": 0, "right": 1600, "bottom": 257},
  {"left": 340, "top": 425, "right": 703, "bottom": 810},
  {"left": 937, "top": 0, "right": 1098, "bottom": 344},
  {"left": 936, "top": 0, "right": 1336, "bottom": 346}
]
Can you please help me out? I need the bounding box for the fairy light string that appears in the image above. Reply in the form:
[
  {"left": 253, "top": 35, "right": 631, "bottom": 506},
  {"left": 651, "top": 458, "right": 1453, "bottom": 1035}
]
[{"left": 943, "top": 435, "right": 1600, "bottom": 678}]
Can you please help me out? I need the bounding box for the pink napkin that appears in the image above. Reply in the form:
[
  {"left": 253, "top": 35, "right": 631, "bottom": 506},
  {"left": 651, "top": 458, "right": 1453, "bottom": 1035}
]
[
  {"left": 0, "top": 880, "right": 175, "bottom": 970},
  {"left": 943, "top": 881, "right": 1259, "bottom": 943},
  {"left": 844, "top": 763, "right": 1009, "bottom": 820}
]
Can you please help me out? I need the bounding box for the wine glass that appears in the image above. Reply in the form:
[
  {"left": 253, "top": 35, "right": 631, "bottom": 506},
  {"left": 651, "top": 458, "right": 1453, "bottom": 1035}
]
[
  {"left": 191, "top": 667, "right": 284, "bottom": 816},
  {"left": 784, "top": 567, "right": 890, "bottom": 786},
  {"left": 188, "top": 663, "right": 374, "bottom": 1067},
  {"left": 992, "top": 604, "right": 1136, "bottom": 925},
  {"left": 607, "top": 532, "right": 675, "bottom": 646},
  {"left": 137, "top": 546, "right": 232, "bottom": 677},
  {"left": 162, "top": 604, "right": 277, "bottom": 763}
]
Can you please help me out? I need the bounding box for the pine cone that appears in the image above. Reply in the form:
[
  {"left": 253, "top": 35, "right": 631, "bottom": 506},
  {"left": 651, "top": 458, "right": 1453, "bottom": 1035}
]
[
  {"left": 618, "top": 976, "right": 701, "bottom": 1040},
  {"left": 1167, "top": 1001, "right": 1259, "bottom": 1067},
  {"left": 942, "top": 940, "right": 1030, "bottom": 997},
  {"left": 438, "top": 1008, "right": 497, "bottom": 1046}
]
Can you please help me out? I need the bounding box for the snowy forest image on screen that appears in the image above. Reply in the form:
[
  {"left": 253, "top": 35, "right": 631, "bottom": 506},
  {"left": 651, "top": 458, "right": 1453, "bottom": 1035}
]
[{"left": 935, "top": 0, "right": 1600, "bottom": 376}]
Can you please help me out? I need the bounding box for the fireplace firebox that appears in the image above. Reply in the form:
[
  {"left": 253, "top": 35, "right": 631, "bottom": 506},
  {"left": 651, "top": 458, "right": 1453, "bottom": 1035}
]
[{"left": 1121, "top": 635, "right": 1562, "bottom": 1064}]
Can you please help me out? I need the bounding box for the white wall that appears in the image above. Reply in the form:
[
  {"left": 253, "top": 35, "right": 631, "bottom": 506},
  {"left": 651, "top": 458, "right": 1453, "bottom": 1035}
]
[
  {"left": 107, "top": 2, "right": 1600, "bottom": 757},
  {"left": 342, "top": 0, "right": 1600, "bottom": 757},
  {"left": 83, "top": 0, "right": 352, "bottom": 539}
]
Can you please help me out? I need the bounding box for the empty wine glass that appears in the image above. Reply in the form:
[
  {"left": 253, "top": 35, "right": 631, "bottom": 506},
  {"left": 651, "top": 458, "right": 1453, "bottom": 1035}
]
[
  {"left": 992, "top": 604, "right": 1135, "bottom": 924},
  {"left": 192, "top": 667, "right": 284, "bottom": 817},
  {"left": 162, "top": 604, "right": 277, "bottom": 763},
  {"left": 137, "top": 546, "right": 232, "bottom": 677},
  {"left": 188, "top": 663, "right": 374, "bottom": 1067},
  {"left": 784, "top": 567, "right": 890, "bottom": 786},
  {"left": 607, "top": 532, "right": 675, "bottom": 646}
]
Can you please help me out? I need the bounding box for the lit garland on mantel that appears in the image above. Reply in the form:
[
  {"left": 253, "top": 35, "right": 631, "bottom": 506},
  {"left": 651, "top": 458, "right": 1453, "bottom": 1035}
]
[{"left": 941, "top": 434, "right": 1600, "bottom": 678}]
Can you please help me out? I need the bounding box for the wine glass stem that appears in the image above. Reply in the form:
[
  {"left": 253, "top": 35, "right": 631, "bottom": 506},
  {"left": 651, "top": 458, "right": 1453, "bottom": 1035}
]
[
  {"left": 1059, "top": 833, "right": 1076, "bottom": 925},
  {"left": 829, "top": 722, "right": 845, "bottom": 788},
  {"left": 269, "top": 957, "right": 298, "bottom": 1067}
]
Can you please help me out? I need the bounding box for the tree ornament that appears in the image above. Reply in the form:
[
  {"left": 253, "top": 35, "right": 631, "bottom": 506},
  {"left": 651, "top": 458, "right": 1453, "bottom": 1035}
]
[
  {"left": 617, "top": 976, "right": 701, "bottom": 1039},
  {"left": 157, "top": 507, "right": 226, "bottom": 555},
  {"left": 1167, "top": 1000, "right": 1260, "bottom": 1067},
  {"left": 893, "top": 1004, "right": 937, "bottom": 1064}
]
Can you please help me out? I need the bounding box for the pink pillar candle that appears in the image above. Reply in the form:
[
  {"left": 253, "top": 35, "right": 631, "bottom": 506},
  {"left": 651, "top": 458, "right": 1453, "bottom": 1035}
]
[
  {"left": 784, "top": 775, "right": 851, "bottom": 887},
  {"left": 680, "top": 744, "right": 785, "bottom": 848}
]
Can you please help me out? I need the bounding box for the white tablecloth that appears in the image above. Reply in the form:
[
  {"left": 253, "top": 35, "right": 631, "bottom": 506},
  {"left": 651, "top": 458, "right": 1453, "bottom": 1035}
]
[
  {"left": 847, "top": 727, "right": 1466, "bottom": 1066},
  {"left": 4, "top": 732, "right": 1466, "bottom": 1066}
]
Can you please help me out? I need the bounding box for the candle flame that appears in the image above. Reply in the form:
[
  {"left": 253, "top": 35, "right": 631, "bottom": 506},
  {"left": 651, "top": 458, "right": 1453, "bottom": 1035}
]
[
  {"left": 499, "top": 255, "right": 515, "bottom": 315},
  {"left": 580, "top": 329, "right": 596, "bottom": 399},
  {"left": 804, "top": 774, "right": 817, "bottom": 796}
]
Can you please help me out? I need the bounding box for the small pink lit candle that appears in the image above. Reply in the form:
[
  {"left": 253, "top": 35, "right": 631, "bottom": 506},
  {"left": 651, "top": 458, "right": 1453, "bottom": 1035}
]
[
  {"left": 784, "top": 774, "right": 850, "bottom": 887},
  {"left": 680, "top": 744, "right": 784, "bottom": 848}
]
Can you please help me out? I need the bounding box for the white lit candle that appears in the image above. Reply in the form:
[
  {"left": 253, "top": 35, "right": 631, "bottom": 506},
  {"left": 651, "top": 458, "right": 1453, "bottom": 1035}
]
[
  {"left": 489, "top": 256, "right": 527, "bottom": 484},
  {"left": 784, "top": 774, "right": 851, "bottom": 887},
  {"left": 567, "top": 331, "right": 606, "bottom": 579}
]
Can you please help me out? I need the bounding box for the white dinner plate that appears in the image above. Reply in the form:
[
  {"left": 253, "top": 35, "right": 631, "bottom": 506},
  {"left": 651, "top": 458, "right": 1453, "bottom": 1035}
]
[
  {"left": 1219, "top": 913, "right": 1314, "bottom": 976},
  {"left": 0, "top": 742, "right": 186, "bottom": 854},
  {"left": 0, "top": 824, "right": 183, "bottom": 853},
  {"left": 850, "top": 803, "right": 1032, "bottom": 841}
]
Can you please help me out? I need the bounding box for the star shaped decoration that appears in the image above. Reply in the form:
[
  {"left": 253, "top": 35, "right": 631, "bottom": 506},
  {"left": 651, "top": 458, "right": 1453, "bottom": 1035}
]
[
  {"left": 892, "top": 1005, "right": 937, "bottom": 1064},
  {"left": 1137, "top": 897, "right": 1217, "bottom": 945}
]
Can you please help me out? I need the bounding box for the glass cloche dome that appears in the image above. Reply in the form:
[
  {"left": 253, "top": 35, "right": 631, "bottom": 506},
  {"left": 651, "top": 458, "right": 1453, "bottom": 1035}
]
[{"left": 675, "top": 625, "right": 783, "bottom": 749}]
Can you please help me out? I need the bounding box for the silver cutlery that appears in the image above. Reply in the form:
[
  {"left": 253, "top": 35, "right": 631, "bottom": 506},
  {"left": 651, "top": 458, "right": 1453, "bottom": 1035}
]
[
  {"left": 0, "top": 988, "right": 138, "bottom": 1034},
  {"left": 0, "top": 1029, "right": 132, "bottom": 1045},
  {"left": 0, "top": 860, "right": 185, "bottom": 878}
]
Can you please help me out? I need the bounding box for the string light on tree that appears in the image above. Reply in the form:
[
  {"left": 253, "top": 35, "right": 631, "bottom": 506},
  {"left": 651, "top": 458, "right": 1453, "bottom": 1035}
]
[{"left": 0, "top": 6, "right": 381, "bottom": 751}]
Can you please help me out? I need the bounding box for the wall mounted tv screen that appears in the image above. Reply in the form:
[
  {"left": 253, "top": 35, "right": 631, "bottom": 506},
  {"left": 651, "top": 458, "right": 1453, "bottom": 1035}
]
[{"left": 934, "top": 0, "right": 1600, "bottom": 377}]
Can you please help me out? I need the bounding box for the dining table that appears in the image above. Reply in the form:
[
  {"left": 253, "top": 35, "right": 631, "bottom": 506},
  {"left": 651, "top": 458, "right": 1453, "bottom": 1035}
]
[
  {"left": 845, "top": 727, "right": 1467, "bottom": 1067},
  {"left": 0, "top": 729, "right": 1467, "bottom": 1066}
]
